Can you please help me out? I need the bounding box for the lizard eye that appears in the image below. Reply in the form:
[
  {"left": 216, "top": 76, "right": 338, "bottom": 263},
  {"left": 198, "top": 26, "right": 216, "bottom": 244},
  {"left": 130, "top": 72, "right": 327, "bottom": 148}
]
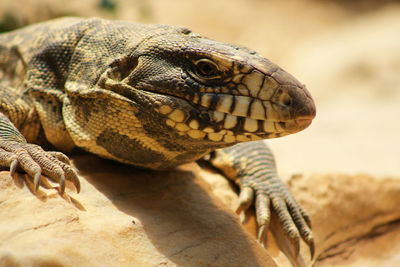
[{"left": 194, "top": 59, "right": 220, "bottom": 79}]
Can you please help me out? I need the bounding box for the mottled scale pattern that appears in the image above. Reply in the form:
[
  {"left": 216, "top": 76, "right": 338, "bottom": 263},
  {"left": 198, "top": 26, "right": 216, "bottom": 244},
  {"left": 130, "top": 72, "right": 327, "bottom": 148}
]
[
  {"left": 212, "top": 141, "right": 314, "bottom": 258},
  {"left": 0, "top": 17, "right": 316, "bottom": 264}
]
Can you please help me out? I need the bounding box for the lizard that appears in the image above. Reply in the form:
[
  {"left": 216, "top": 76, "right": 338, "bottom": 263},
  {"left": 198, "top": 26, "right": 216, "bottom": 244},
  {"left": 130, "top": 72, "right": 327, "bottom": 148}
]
[{"left": 0, "top": 17, "right": 316, "bottom": 263}]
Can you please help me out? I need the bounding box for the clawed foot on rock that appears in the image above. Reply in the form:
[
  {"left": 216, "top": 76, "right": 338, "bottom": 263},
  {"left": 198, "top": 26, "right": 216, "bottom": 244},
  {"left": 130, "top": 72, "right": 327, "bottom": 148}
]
[
  {"left": 0, "top": 140, "right": 80, "bottom": 194},
  {"left": 237, "top": 176, "right": 315, "bottom": 262}
]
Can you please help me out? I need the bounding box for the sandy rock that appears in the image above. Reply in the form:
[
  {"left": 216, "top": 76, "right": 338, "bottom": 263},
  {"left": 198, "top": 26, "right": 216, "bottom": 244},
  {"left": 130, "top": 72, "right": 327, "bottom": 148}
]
[
  {"left": 289, "top": 173, "right": 400, "bottom": 267},
  {"left": 199, "top": 168, "right": 400, "bottom": 267},
  {"left": 2, "top": 155, "right": 400, "bottom": 266},
  {"left": 1, "top": 4, "right": 400, "bottom": 266},
  {"left": 0, "top": 155, "right": 275, "bottom": 267}
]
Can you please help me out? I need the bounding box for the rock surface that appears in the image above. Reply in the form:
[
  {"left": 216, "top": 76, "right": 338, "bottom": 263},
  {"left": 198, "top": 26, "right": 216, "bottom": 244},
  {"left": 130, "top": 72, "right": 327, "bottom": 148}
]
[
  {"left": 1, "top": 155, "right": 400, "bottom": 266},
  {"left": 288, "top": 173, "right": 400, "bottom": 267},
  {"left": 1, "top": 1, "right": 400, "bottom": 266},
  {"left": 0, "top": 155, "right": 276, "bottom": 267},
  {"left": 202, "top": 169, "right": 400, "bottom": 267}
]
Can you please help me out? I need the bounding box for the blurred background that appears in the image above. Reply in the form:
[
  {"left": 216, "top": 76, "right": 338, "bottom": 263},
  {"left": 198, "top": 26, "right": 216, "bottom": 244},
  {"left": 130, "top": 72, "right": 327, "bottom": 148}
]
[{"left": 1, "top": 0, "right": 399, "bottom": 177}]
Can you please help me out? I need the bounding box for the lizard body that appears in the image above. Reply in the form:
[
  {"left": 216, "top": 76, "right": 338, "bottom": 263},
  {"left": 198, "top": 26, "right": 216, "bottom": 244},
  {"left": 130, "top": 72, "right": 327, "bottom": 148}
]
[{"left": 0, "top": 17, "right": 315, "bottom": 262}]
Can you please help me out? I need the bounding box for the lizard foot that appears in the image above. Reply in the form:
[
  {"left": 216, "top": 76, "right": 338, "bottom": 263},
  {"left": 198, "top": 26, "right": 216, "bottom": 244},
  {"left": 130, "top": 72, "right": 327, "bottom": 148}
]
[
  {"left": 237, "top": 177, "right": 314, "bottom": 260},
  {"left": 0, "top": 141, "right": 80, "bottom": 194}
]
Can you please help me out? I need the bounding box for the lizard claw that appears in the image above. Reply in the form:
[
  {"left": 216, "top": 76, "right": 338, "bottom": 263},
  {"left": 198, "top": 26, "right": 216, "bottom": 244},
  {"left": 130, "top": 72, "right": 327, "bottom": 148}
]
[
  {"left": 236, "top": 186, "right": 254, "bottom": 215},
  {"left": 0, "top": 141, "right": 80, "bottom": 194},
  {"left": 255, "top": 193, "right": 271, "bottom": 245},
  {"left": 9, "top": 158, "right": 18, "bottom": 175},
  {"left": 33, "top": 171, "right": 42, "bottom": 192},
  {"left": 239, "top": 178, "right": 315, "bottom": 260}
]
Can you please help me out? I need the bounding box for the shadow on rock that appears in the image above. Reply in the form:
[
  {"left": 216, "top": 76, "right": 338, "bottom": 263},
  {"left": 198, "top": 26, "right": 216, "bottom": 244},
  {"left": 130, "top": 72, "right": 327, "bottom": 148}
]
[{"left": 73, "top": 154, "right": 275, "bottom": 266}]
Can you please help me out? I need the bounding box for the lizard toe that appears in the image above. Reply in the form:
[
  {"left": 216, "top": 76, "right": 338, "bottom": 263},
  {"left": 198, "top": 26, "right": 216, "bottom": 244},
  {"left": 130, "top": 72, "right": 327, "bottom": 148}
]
[
  {"left": 0, "top": 149, "right": 18, "bottom": 171},
  {"left": 47, "top": 151, "right": 72, "bottom": 165},
  {"left": 285, "top": 193, "right": 315, "bottom": 258},
  {"left": 271, "top": 195, "right": 301, "bottom": 258},
  {"left": 47, "top": 156, "right": 80, "bottom": 193},
  {"left": 0, "top": 141, "right": 79, "bottom": 194},
  {"left": 255, "top": 193, "right": 271, "bottom": 245},
  {"left": 245, "top": 177, "right": 314, "bottom": 260},
  {"left": 236, "top": 186, "right": 254, "bottom": 216}
]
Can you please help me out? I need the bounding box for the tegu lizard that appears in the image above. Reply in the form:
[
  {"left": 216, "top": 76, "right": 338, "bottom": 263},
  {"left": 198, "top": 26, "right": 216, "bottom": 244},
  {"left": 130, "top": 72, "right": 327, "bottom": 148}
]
[{"left": 0, "top": 17, "right": 316, "bottom": 263}]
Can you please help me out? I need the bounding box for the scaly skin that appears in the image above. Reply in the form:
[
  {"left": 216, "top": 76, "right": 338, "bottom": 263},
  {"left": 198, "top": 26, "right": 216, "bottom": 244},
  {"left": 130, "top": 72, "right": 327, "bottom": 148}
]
[
  {"left": 211, "top": 141, "right": 314, "bottom": 264},
  {"left": 0, "top": 17, "right": 316, "bottom": 262}
]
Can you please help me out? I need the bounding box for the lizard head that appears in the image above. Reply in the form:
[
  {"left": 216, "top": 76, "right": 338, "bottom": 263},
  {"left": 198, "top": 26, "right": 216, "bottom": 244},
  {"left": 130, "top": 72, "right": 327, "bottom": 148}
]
[
  {"left": 112, "top": 30, "right": 315, "bottom": 143},
  {"left": 91, "top": 27, "right": 316, "bottom": 168}
]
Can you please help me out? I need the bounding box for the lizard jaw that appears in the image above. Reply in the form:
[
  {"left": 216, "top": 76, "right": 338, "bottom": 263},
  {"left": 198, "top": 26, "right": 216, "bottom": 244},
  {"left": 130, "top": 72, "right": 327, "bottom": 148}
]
[
  {"left": 98, "top": 78, "right": 314, "bottom": 144},
  {"left": 154, "top": 68, "right": 315, "bottom": 143},
  {"left": 156, "top": 93, "right": 314, "bottom": 144}
]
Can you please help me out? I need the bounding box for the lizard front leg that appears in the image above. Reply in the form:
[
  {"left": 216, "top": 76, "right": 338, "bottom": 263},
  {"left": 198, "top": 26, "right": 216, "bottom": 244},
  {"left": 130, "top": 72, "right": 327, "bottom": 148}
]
[
  {"left": 209, "top": 140, "right": 314, "bottom": 262},
  {"left": 0, "top": 112, "right": 80, "bottom": 193}
]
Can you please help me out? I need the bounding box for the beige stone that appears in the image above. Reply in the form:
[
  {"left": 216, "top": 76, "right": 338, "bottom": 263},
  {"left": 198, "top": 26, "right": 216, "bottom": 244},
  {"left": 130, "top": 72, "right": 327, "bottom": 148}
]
[
  {"left": 2, "top": 156, "right": 400, "bottom": 266},
  {"left": 200, "top": 168, "right": 400, "bottom": 267},
  {"left": 1, "top": 1, "right": 400, "bottom": 266},
  {"left": 0, "top": 155, "right": 276, "bottom": 267},
  {"left": 288, "top": 173, "right": 400, "bottom": 267}
]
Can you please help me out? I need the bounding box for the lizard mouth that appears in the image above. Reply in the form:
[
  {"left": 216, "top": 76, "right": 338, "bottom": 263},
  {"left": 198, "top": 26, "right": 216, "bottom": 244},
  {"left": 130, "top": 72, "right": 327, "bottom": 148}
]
[
  {"left": 101, "top": 80, "right": 314, "bottom": 144},
  {"left": 154, "top": 91, "right": 314, "bottom": 143}
]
